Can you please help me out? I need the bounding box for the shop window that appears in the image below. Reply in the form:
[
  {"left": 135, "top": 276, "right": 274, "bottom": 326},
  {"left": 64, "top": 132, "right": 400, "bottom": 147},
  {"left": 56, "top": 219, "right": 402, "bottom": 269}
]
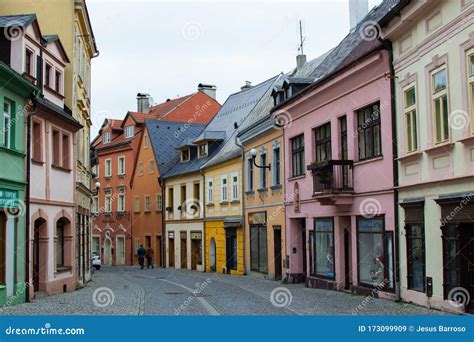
[
  {"left": 313, "top": 218, "right": 335, "bottom": 279},
  {"left": 406, "top": 224, "right": 425, "bottom": 291},
  {"left": 250, "top": 224, "right": 267, "bottom": 273}
]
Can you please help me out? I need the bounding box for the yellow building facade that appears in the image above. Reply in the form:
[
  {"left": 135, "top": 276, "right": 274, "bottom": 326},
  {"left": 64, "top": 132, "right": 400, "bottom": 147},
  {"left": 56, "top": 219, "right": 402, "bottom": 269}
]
[
  {"left": 203, "top": 158, "right": 244, "bottom": 275},
  {"left": 238, "top": 117, "right": 286, "bottom": 280},
  {"left": 0, "top": 0, "right": 99, "bottom": 286}
]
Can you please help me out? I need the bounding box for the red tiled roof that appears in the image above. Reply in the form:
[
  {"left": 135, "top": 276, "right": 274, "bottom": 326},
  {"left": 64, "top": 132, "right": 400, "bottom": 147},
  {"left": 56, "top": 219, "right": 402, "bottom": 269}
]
[{"left": 150, "top": 95, "right": 193, "bottom": 118}]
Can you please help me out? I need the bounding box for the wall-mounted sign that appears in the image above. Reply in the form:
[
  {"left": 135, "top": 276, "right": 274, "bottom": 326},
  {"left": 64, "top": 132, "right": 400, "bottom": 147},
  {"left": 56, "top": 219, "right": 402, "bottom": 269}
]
[
  {"left": 248, "top": 212, "right": 266, "bottom": 225},
  {"left": 168, "top": 231, "right": 174, "bottom": 239},
  {"left": 191, "top": 232, "right": 202, "bottom": 240},
  {"left": 0, "top": 189, "right": 18, "bottom": 208}
]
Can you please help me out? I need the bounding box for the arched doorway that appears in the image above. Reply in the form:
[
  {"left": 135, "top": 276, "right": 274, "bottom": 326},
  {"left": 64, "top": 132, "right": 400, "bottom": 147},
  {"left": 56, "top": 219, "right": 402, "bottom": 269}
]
[
  {"left": 33, "top": 218, "right": 47, "bottom": 292},
  {"left": 104, "top": 238, "right": 112, "bottom": 266},
  {"left": 210, "top": 238, "right": 216, "bottom": 272}
]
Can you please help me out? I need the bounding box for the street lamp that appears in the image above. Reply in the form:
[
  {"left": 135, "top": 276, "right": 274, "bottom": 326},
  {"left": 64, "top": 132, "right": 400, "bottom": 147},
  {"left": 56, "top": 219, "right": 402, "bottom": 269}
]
[{"left": 250, "top": 148, "right": 271, "bottom": 170}]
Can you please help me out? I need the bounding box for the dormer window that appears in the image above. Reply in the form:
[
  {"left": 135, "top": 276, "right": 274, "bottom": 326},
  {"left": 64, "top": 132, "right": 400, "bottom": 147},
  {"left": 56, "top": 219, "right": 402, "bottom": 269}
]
[
  {"left": 55, "top": 70, "right": 62, "bottom": 93},
  {"left": 198, "top": 143, "right": 208, "bottom": 158},
  {"left": 124, "top": 126, "right": 134, "bottom": 138},
  {"left": 45, "top": 64, "right": 52, "bottom": 88},
  {"left": 103, "top": 132, "right": 111, "bottom": 144},
  {"left": 181, "top": 148, "right": 190, "bottom": 162},
  {"left": 25, "top": 49, "right": 33, "bottom": 76}
]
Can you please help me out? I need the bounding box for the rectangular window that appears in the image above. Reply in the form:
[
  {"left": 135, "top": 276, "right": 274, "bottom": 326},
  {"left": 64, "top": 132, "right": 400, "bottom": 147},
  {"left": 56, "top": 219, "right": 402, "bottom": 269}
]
[
  {"left": 207, "top": 178, "right": 213, "bottom": 203},
  {"left": 124, "top": 126, "right": 134, "bottom": 138},
  {"left": 105, "top": 194, "right": 112, "bottom": 213},
  {"left": 357, "top": 103, "right": 381, "bottom": 160},
  {"left": 134, "top": 196, "right": 140, "bottom": 213},
  {"left": 52, "top": 129, "right": 60, "bottom": 166},
  {"left": 339, "top": 116, "right": 348, "bottom": 160},
  {"left": 55, "top": 70, "right": 62, "bottom": 93},
  {"left": 92, "top": 236, "right": 100, "bottom": 256},
  {"left": 231, "top": 172, "right": 238, "bottom": 200},
  {"left": 62, "top": 134, "right": 69, "bottom": 169},
  {"left": 273, "top": 146, "right": 281, "bottom": 186},
  {"left": 103, "top": 132, "right": 111, "bottom": 144},
  {"left": 431, "top": 68, "right": 449, "bottom": 143},
  {"left": 93, "top": 197, "right": 99, "bottom": 214},
  {"left": 138, "top": 162, "right": 143, "bottom": 176},
  {"left": 291, "top": 134, "right": 305, "bottom": 177},
  {"left": 45, "top": 63, "right": 52, "bottom": 87},
  {"left": 0, "top": 213, "right": 5, "bottom": 284},
  {"left": 168, "top": 188, "right": 174, "bottom": 211},
  {"left": 118, "top": 192, "right": 125, "bottom": 212},
  {"left": 118, "top": 156, "right": 125, "bottom": 175},
  {"left": 250, "top": 224, "right": 267, "bottom": 273},
  {"left": 144, "top": 135, "right": 149, "bottom": 148},
  {"left": 105, "top": 159, "right": 112, "bottom": 177},
  {"left": 315, "top": 123, "right": 331, "bottom": 163},
  {"left": 247, "top": 158, "right": 254, "bottom": 191},
  {"left": 25, "top": 49, "right": 33, "bottom": 75},
  {"left": 145, "top": 195, "right": 151, "bottom": 212},
  {"left": 313, "top": 219, "right": 335, "bottom": 278},
  {"left": 404, "top": 87, "right": 418, "bottom": 152},
  {"left": 156, "top": 194, "right": 163, "bottom": 211},
  {"left": 149, "top": 160, "right": 154, "bottom": 174},
  {"left": 468, "top": 53, "right": 474, "bottom": 134},
  {"left": 259, "top": 153, "right": 267, "bottom": 189},
  {"left": 357, "top": 216, "right": 393, "bottom": 289},
  {"left": 2, "top": 100, "right": 12, "bottom": 148},
  {"left": 56, "top": 221, "right": 65, "bottom": 268},
  {"left": 198, "top": 144, "right": 208, "bottom": 157},
  {"left": 181, "top": 149, "right": 190, "bottom": 162},
  {"left": 193, "top": 182, "right": 200, "bottom": 202},
  {"left": 32, "top": 121, "right": 42, "bottom": 161},
  {"left": 221, "top": 175, "right": 228, "bottom": 202}
]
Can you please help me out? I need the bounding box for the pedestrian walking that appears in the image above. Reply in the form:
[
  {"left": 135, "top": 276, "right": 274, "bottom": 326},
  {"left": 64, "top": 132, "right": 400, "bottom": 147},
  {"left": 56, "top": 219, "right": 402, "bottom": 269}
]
[
  {"left": 146, "top": 247, "right": 154, "bottom": 269},
  {"left": 137, "top": 244, "right": 146, "bottom": 269}
]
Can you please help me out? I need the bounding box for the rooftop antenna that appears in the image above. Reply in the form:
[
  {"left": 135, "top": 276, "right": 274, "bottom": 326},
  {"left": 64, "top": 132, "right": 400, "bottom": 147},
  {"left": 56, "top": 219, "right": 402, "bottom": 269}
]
[{"left": 298, "top": 20, "right": 305, "bottom": 55}]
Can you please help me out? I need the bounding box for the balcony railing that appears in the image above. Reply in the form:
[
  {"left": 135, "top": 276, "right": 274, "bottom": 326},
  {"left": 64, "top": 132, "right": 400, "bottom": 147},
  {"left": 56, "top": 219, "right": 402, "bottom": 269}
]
[{"left": 307, "top": 160, "right": 354, "bottom": 194}]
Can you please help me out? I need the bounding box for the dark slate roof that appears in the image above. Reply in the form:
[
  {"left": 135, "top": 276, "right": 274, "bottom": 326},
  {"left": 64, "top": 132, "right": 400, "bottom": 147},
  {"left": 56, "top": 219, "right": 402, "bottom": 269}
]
[
  {"left": 36, "top": 97, "right": 82, "bottom": 129},
  {"left": 0, "top": 14, "right": 36, "bottom": 28},
  {"left": 145, "top": 119, "right": 206, "bottom": 177},
  {"left": 193, "top": 131, "right": 225, "bottom": 143},
  {"left": 42, "top": 34, "right": 59, "bottom": 43},
  {"left": 176, "top": 138, "right": 195, "bottom": 150}
]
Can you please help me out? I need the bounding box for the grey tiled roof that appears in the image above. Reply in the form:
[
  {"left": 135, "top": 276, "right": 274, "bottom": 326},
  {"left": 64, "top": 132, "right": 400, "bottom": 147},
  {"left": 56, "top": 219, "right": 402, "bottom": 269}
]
[
  {"left": 0, "top": 14, "right": 36, "bottom": 28},
  {"left": 145, "top": 120, "right": 206, "bottom": 177},
  {"left": 193, "top": 131, "right": 225, "bottom": 143},
  {"left": 42, "top": 34, "right": 59, "bottom": 43}
]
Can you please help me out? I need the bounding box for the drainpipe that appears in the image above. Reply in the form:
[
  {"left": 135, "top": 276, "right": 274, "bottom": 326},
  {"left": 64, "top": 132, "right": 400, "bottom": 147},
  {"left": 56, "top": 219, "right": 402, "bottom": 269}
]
[
  {"left": 199, "top": 170, "right": 206, "bottom": 272},
  {"left": 235, "top": 134, "right": 247, "bottom": 275},
  {"left": 378, "top": 37, "right": 401, "bottom": 301},
  {"left": 25, "top": 97, "right": 39, "bottom": 302},
  {"left": 159, "top": 177, "right": 165, "bottom": 268}
]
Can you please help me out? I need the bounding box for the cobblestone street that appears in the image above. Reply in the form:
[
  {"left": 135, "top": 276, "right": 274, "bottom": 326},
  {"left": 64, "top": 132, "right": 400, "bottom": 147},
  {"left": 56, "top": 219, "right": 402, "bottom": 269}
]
[{"left": 0, "top": 267, "right": 452, "bottom": 316}]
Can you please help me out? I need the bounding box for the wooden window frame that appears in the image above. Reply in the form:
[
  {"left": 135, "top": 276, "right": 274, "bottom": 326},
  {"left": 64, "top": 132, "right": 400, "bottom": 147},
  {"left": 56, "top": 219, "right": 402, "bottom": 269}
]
[
  {"left": 291, "top": 134, "right": 305, "bottom": 177},
  {"left": 431, "top": 66, "right": 450, "bottom": 144}
]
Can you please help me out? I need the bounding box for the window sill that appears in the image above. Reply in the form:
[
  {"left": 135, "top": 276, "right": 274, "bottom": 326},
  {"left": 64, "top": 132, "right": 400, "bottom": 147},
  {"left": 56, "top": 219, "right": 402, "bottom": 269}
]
[
  {"left": 396, "top": 151, "right": 422, "bottom": 163},
  {"left": 0, "top": 145, "right": 25, "bottom": 157},
  {"left": 257, "top": 188, "right": 268, "bottom": 193},
  {"left": 245, "top": 190, "right": 255, "bottom": 195},
  {"left": 31, "top": 158, "right": 44, "bottom": 166},
  {"left": 460, "top": 135, "right": 474, "bottom": 145},
  {"left": 219, "top": 201, "right": 229, "bottom": 205},
  {"left": 206, "top": 202, "right": 215, "bottom": 207},
  {"left": 51, "top": 164, "right": 71, "bottom": 173},
  {"left": 270, "top": 185, "right": 282, "bottom": 191},
  {"left": 424, "top": 142, "right": 454, "bottom": 155},
  {"left": 231, "top": 199, "right": 240, "bottom": 203},
  {"left": 354, "top": 155, "right": 383, "bottom": 166},
  {"left": 104, "top": 176, "right": 112, "bottom": 180},
  {"left": 288, "top": 174, "right": 306, "bottom": 182},
  {"left": 118, "top": 174, "right": 125, "bottom": 178},
  {"left": 55, "top": 266, "right": 72, "bottom": 274},
  {"left": 144, "top": 210, "right": 151, "bottom": 214},
  {"left": 44, "top": 85, "right": 65, "bottom": 100},
  {"left": 104, "top": 212, "right": 112, "bottom": 216}
]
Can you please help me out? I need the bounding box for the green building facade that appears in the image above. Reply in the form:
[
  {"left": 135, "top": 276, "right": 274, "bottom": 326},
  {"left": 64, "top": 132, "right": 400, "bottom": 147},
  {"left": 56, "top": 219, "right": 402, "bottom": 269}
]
[{"left": 0, "top": 62, "right": 38, "bottom": 307}]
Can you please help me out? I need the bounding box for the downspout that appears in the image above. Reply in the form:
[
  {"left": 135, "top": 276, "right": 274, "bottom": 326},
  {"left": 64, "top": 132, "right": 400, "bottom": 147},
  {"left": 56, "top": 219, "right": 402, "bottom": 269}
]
[
  {"left": 25, "top": 96, "right": 39, "bottom": 302},
  {"left": 199, "top": 169, "right": 206, "bottom": 272},
  {"left": 235, "top": 134, "right": 246, "bottom": 275},
  {"left": 159, "top": 177, "right": 165, "bottom": 268},
  {"left": 379, "top": 37, "right": 401, "bottom": 301}
]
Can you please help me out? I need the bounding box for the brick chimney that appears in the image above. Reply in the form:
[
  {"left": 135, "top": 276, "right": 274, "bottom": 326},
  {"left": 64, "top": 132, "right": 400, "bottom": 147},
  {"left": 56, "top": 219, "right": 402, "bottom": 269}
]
[
  {"left": 349, "top": 0, "right": 368, "bottom": 31},
  {"left": 198, "top": 83, "right": 217, "bottom": 100}
]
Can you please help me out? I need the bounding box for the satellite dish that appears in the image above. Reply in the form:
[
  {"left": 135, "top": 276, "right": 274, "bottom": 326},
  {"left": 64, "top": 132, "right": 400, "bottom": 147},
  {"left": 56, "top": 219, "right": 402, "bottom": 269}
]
[{"left": 149, "top": 96, "right": 155, "bottom": 106}]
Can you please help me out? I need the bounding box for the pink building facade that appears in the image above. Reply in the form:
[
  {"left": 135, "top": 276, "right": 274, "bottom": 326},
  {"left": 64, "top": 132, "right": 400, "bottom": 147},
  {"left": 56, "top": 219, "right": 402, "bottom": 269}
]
[{"left": 277, "top": 31, "right": 398, "bottom": 298}]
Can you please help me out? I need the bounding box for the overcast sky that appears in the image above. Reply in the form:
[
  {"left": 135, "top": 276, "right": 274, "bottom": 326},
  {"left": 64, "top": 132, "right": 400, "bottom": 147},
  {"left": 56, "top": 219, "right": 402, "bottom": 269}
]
[{"left": 88, "top": 0, "right": 382, "bottom": 137}]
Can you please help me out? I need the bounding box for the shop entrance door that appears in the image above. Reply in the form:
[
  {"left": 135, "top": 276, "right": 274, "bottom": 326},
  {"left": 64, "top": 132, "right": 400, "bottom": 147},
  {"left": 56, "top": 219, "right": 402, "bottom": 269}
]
[
  {"left": 180, "top": 232, "right": 187, "bottom": 269},
  {"left": 274, "top": 227, "right": 282, "bottom": 280},
  {"left": 459, "top": 224, "right": 474, "bottom": 312},
  {"left": 169, "top": 238, "right": 175, "bottom": 268}
]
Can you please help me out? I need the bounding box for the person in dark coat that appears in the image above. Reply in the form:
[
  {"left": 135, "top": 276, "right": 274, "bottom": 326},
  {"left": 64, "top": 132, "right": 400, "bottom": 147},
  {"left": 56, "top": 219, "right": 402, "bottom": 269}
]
[
  {"left": 137, "top": 245, "right": 146, "bottom": 269},
  {"left": 146, "top": 247, "right": 154, "bottom": 269}
]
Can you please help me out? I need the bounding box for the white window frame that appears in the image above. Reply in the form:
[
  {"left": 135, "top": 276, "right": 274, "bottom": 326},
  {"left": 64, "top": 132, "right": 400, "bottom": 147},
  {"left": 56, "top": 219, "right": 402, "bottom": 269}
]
[
  {"left": 149, "top": 160, "right": 154, "bottom": 174},
  {"left": 207, "top": 177, "right": 214, "bottom": 203},
  {"left": 134, "top": 196, "right": 140, "bottom": 213},
  {"left": 138, "top": 162, "right": 143, "bottom": 176},
  {"left": 468, "top": 52, "right": 474, "bottom": 134},
  {"left": 246, "top": 157, "right": 254, "bottom": 191},
  {"left": 156, "top": 193, "right": 163, "bottom": 211},
  {"left": 145, "top": 195, "right": 151, "bottom": 212},
  {"left": 221, "top": 175, "right": 228, "bottom": 202},
  {"left": 3, "top": 100, "right": 11, "bottom": 148},
  {"left": 404, "top": 86, "right": 418, "bottom": 153},
  {"left": 272, "top": 144, "right": 281, "bottom": 187},
  {"left": 198, "top": 143, "right": 208, "bottom": 158},
  {"left": 259, "top": 150, "right": 267, "bottom": 189},
  {"left": 93, "top": 196, "right": 99, "bottom": 214},
  {"left": 118, "top": 192, "right": 125, "bottom": 212},
  {"left": 181, "top": 148, "right": 190, "bottom": 162},
  {"left": 125, "top": 125, "right": 134, "bottom": 138},
  {"left": 431, "top": 67, "right": 449, "bottom": 144},
  {"left": 105, "top": 158, "right": 112, "bottom": 177},
  {"left": 231, "top": 171, "right": 238, "bottom": 201},
  {"left": 105, "top": 194, "right": 112, "bottom": 213},
  {"left": 144, "top": 135, "right": 149, "bottom": 148},
  {"left": 103, "top": 132, "right": 111, "bottom": 144},
  {"left": 118, "top": 156, "right": 125, "bottom": 176}
]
